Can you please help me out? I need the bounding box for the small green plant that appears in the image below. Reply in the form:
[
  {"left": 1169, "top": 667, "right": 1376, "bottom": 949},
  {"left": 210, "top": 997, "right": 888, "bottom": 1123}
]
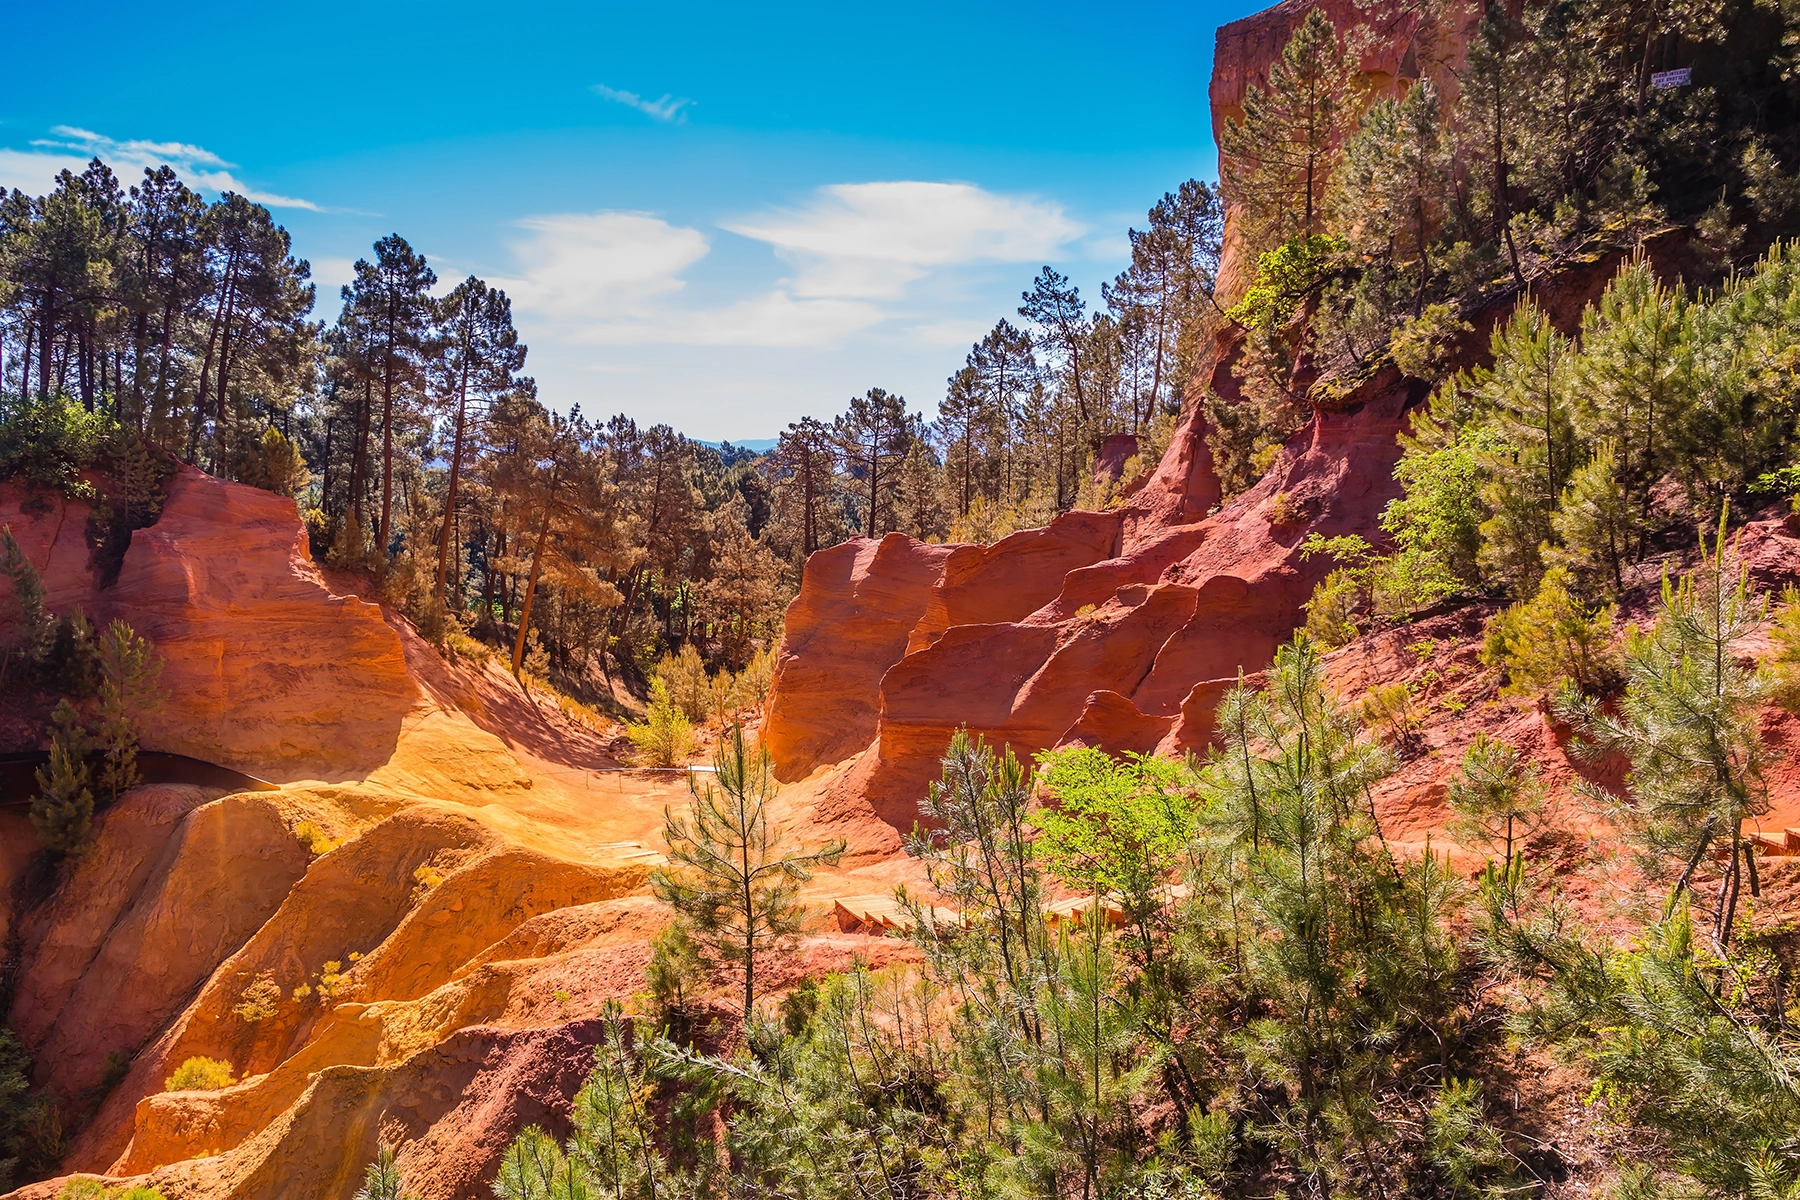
[
  {"left": 352, "top": 1142, "right": 421, "bottom": 1200},
  {"left": 1408, "top": 638, "right": 1436, "bottom": 661},
  {"left": 57, "top": 1182, "right": 169, "bottom": 1200},
  {"left": 1447, "top": 734, "right": 1547, "bottom": 864},
  {"left": 626, "top": 678, "right": 697, "bottom": 767},
  {"left": 294, "top": 820, "right": 338, "bottom": 856},
  {"left": 1358, "top": 682, "right": 1422, "bottom": 748},
  {"left": 232, "top": 971, "right": 282, "bottom": 1023},
  {"left": 1269, "top": 491, "right": 1307, "bottom": 526},
  {"left": 643, "top": 919, "right": 706, "bottom": 1039},
  {"left": 1303, "top": 569, "right": 1362, "bottom": 649},
  {"left": 164, "top": 1056, "right": 235, "bottom": 1092},
  {"left": 1481, "top": 565, "right": 1620, "bottom": 698}
]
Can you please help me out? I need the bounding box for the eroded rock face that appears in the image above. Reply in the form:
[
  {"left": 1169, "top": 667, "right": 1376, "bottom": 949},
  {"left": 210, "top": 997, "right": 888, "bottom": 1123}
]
[{"left": 0, "top": 467, "right": 415, "bottom": 781}]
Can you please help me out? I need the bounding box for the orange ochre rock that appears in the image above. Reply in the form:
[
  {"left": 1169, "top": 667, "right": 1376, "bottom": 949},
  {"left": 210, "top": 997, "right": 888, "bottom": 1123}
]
[{"left": 7, "top": 4, "right": 1800, "bottom": 1200}]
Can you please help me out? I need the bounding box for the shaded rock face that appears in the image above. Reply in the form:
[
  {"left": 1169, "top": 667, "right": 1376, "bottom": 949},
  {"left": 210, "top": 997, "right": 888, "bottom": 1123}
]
[{"left": 0, "top": 466, "right": 414, "bottom": 781}]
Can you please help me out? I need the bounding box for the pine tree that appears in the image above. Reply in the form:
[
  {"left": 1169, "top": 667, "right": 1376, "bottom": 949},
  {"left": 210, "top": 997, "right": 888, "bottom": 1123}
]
[
  {"left": 433, "top": 276, "right": 525, "bottom": 605},
  {"left": 1470, "top": 303, "right": 1578, "bottom": 596},
  {"left": 92, "top": 619, "right": 163, "bottom": 804},
  {"left": 1572, "top": 259, "right": 1693, "bottom": 558},
  {"left": 1220, "top": 8, "right": 1358, "bottom": 251},
  {"left": 768, "top": 416, "right": 838, "bottom": 559},
  {"left": 834, "top": 387, "right": 911, "bottom": 538},
  {"left": 0, "top": 525, "right": 56, "bottom": 684},
  {"left": 1460, "top": 2, "right": 1533, "bottom": 287},
  {"left": 342, "top": 235, "right": 436, "bottom": 562},
  {"left": 1558, "top": 517, "right": 1772, "bottom": 948},
  {"left": 352, "top": 1143, "right": 420, "bottom": 1200},
  {"left": 650, "top": 724, "right": 845, "bottom": 1031},
  {"left": 1335, "top": 78, "right": 1452, "bottom": 309},
  {"left": 1019, "top": 268, "right": 1092, "bottom": 428},
  {"left": 1545, "top": 439, "right": 1631, "bottom": 596},
  {"left": 936, "top": 364, "right": 988, "bottom": 518},
  {"left": 1446, "top": 734, "right": 1547, "bottom": 865},
  {"left": 32, "top": 700, "right": 94, "bottom": 855}
]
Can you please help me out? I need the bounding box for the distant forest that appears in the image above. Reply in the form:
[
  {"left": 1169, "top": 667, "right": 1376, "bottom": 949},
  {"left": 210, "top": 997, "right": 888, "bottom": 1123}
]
[{"left": 0, "top": 161, "right": 1220, "bottom": 696}]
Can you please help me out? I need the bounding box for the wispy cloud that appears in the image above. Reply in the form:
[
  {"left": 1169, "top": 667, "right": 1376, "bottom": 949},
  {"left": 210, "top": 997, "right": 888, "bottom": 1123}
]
[
  {"left": 725, "top": 181, "right": 1086, "bottom": 300},
  {"left": 591, "top": 84, "right": 695, "bottom": 123},
  {"left": 502, "top": 181, "right": 1086, "bottom": 351},
  {"left": 0, "top": 126, "right": 320, "bottom": 210}
]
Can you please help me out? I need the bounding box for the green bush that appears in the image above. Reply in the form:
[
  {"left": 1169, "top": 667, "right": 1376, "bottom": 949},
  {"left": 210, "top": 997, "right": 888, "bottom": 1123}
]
[
  {"left": 1303, "top": 569, "right": 1362, "bottom": 649},
  {"left": 0, "top": 395, "right": 114, "bottom": 498},
  {"left": 1481, "top": 565, "right": 1620, "bottom": 698},
  {"left": 626, "top": 678, "right": 696, "bottom": 767},
  {"left": 655, "top": 643, "right": 711, "bottom": 723},
  {"left": 163, "top": 1056, "right": 235, "bottom": 1092}
]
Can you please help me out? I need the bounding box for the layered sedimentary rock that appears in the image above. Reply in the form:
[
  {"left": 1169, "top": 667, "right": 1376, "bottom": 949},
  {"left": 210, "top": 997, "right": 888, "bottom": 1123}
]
[{"left": 0, "top": 467, "right": 414, "bottom": 781}]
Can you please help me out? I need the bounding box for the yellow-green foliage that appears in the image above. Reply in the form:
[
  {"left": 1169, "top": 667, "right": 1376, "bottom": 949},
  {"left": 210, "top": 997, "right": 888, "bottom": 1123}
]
[
  {"left": 412, "top": 863, "right": 446, "bottom": 901},
  {"left": 1481, "top": 565, "right": 1620, "bottom": 697},
  {"left": 731, "top": 645, "right": 777, "bottom": 713},
  {"left": 1770, "top": 584, "right": 1800, "bottom": 708},
  {"left": 1304, "top": 569, "right": 1362, "bottom": 649},
  {"left": 164, "top": 1056, "right": 235, "bottom": 1092},
  {"left": 232, "top": 971, "right": 281, "bottom": 1023},
  {"left": 1358, "top": 682, "right": 1421, "bottom": 746},
  {"left": 656, "top": 644, "right": 711, "bottom": 722},
  {"left": 58, "top": 1182, "right": 169, "bottom": 1200},
  {"left": 293, "top": 819, "right": 338, "bottom": 856},
  {"left": 626, "top": 678, "right": 697, "bottom": 767}
]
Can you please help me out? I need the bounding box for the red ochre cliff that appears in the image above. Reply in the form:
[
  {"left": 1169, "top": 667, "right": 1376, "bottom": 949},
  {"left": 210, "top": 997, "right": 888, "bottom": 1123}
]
[{"left": 5, "top": 3, "right": 1800, "bottom": 1199}]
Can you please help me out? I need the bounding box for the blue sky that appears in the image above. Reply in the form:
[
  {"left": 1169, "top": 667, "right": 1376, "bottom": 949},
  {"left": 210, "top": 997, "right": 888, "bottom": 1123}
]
[{"left": 1, "top": 0, "right": 1243, "bottom": 441}]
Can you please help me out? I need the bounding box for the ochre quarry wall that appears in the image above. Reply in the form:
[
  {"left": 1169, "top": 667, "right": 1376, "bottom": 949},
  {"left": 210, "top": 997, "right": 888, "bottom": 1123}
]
[
  {"left": 0, "top": 466, "right": 414, "bottom": 781},
  {"left": 761, "top": 0, "right": 1690, "bottom": 839}
]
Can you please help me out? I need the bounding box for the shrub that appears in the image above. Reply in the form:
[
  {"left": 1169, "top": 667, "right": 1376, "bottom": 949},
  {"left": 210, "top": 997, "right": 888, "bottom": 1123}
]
[
  {"left": 232, "top": 972, "right": 282, "bottom": 1024},
  {"left": 1481, "top": 565, "right": 1620, "bottom": 698},
  {"left": 655, "top": 643, "right": 711, "bottom": 723},
  {"left": 293, "top": 820, "right": 337, "bottom": 856},
  {"left": 1304, "top": 569, "right": 1362, "bottom": 649},
  {"left": 1771, "top": 584, "right": 1800, "bottom": 708},
  {"left": 626, "top": 678, "right": 697, "bottom": 767},
  {"left": 1, "top": 525, "right": 57, "bottom": 677},
  {"left": 1446, "top": 734, "right": 1547, "bottom": 864},
  {"left": 31, "top": 702, "right": 94, "bottom": 855},
  {"left": 644, "top": 919, "right": 706, "bottom": 1037},
  {"left": 164, "top": 1057, "right": 234, "bottom": 1092},
  {"left": 0, "top": 395, "right": 113, "bottom": 497},
  {"left": 1358, "top": 682, "right": 1422, "bottom": 747},
  {"left": 231, "top": 426, "right": 310, "bottom": 499}
]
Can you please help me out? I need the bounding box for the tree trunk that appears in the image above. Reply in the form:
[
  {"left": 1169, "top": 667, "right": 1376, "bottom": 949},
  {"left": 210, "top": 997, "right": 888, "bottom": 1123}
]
[
  {"left": 436, "top": 357, "right": 472, "bottom": 602},
  {"left": 512, "top": 501, "right": 554, "bottom": 679}
]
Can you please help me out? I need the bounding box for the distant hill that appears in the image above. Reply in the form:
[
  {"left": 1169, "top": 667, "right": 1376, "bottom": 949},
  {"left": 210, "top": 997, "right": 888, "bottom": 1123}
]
[{"left": 697, "top": 438, "right": 777, "bottom": 454}]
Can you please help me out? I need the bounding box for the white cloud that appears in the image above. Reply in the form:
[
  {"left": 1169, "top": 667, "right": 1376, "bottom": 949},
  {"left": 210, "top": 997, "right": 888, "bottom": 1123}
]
[
  {"left": 502, "top": 181, "right": 1085, "bottom": 352},
  {"left": 0, "top": 147, "right": 90, "bottom": 195},
  {"left": 0, "top": 126, "right": 320, "bottom": 210},
  {"left": 592, "top": 84, "right": 694, "bottom": 123},
  {"left": 496, "top": 211, "right": 711, "bottom": 342},
  {"left": 724, "top": 182, "right": 1085, "bottom": 299}
]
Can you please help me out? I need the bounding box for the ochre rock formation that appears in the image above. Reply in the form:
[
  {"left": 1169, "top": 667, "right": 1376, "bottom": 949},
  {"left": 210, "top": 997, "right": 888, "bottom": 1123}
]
[
  {"left": 1, "top": 467, "right": 414, "bottom": 781},
  {"left": 6, "top": 5, "right": 1796, "bottom": 1199}
]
